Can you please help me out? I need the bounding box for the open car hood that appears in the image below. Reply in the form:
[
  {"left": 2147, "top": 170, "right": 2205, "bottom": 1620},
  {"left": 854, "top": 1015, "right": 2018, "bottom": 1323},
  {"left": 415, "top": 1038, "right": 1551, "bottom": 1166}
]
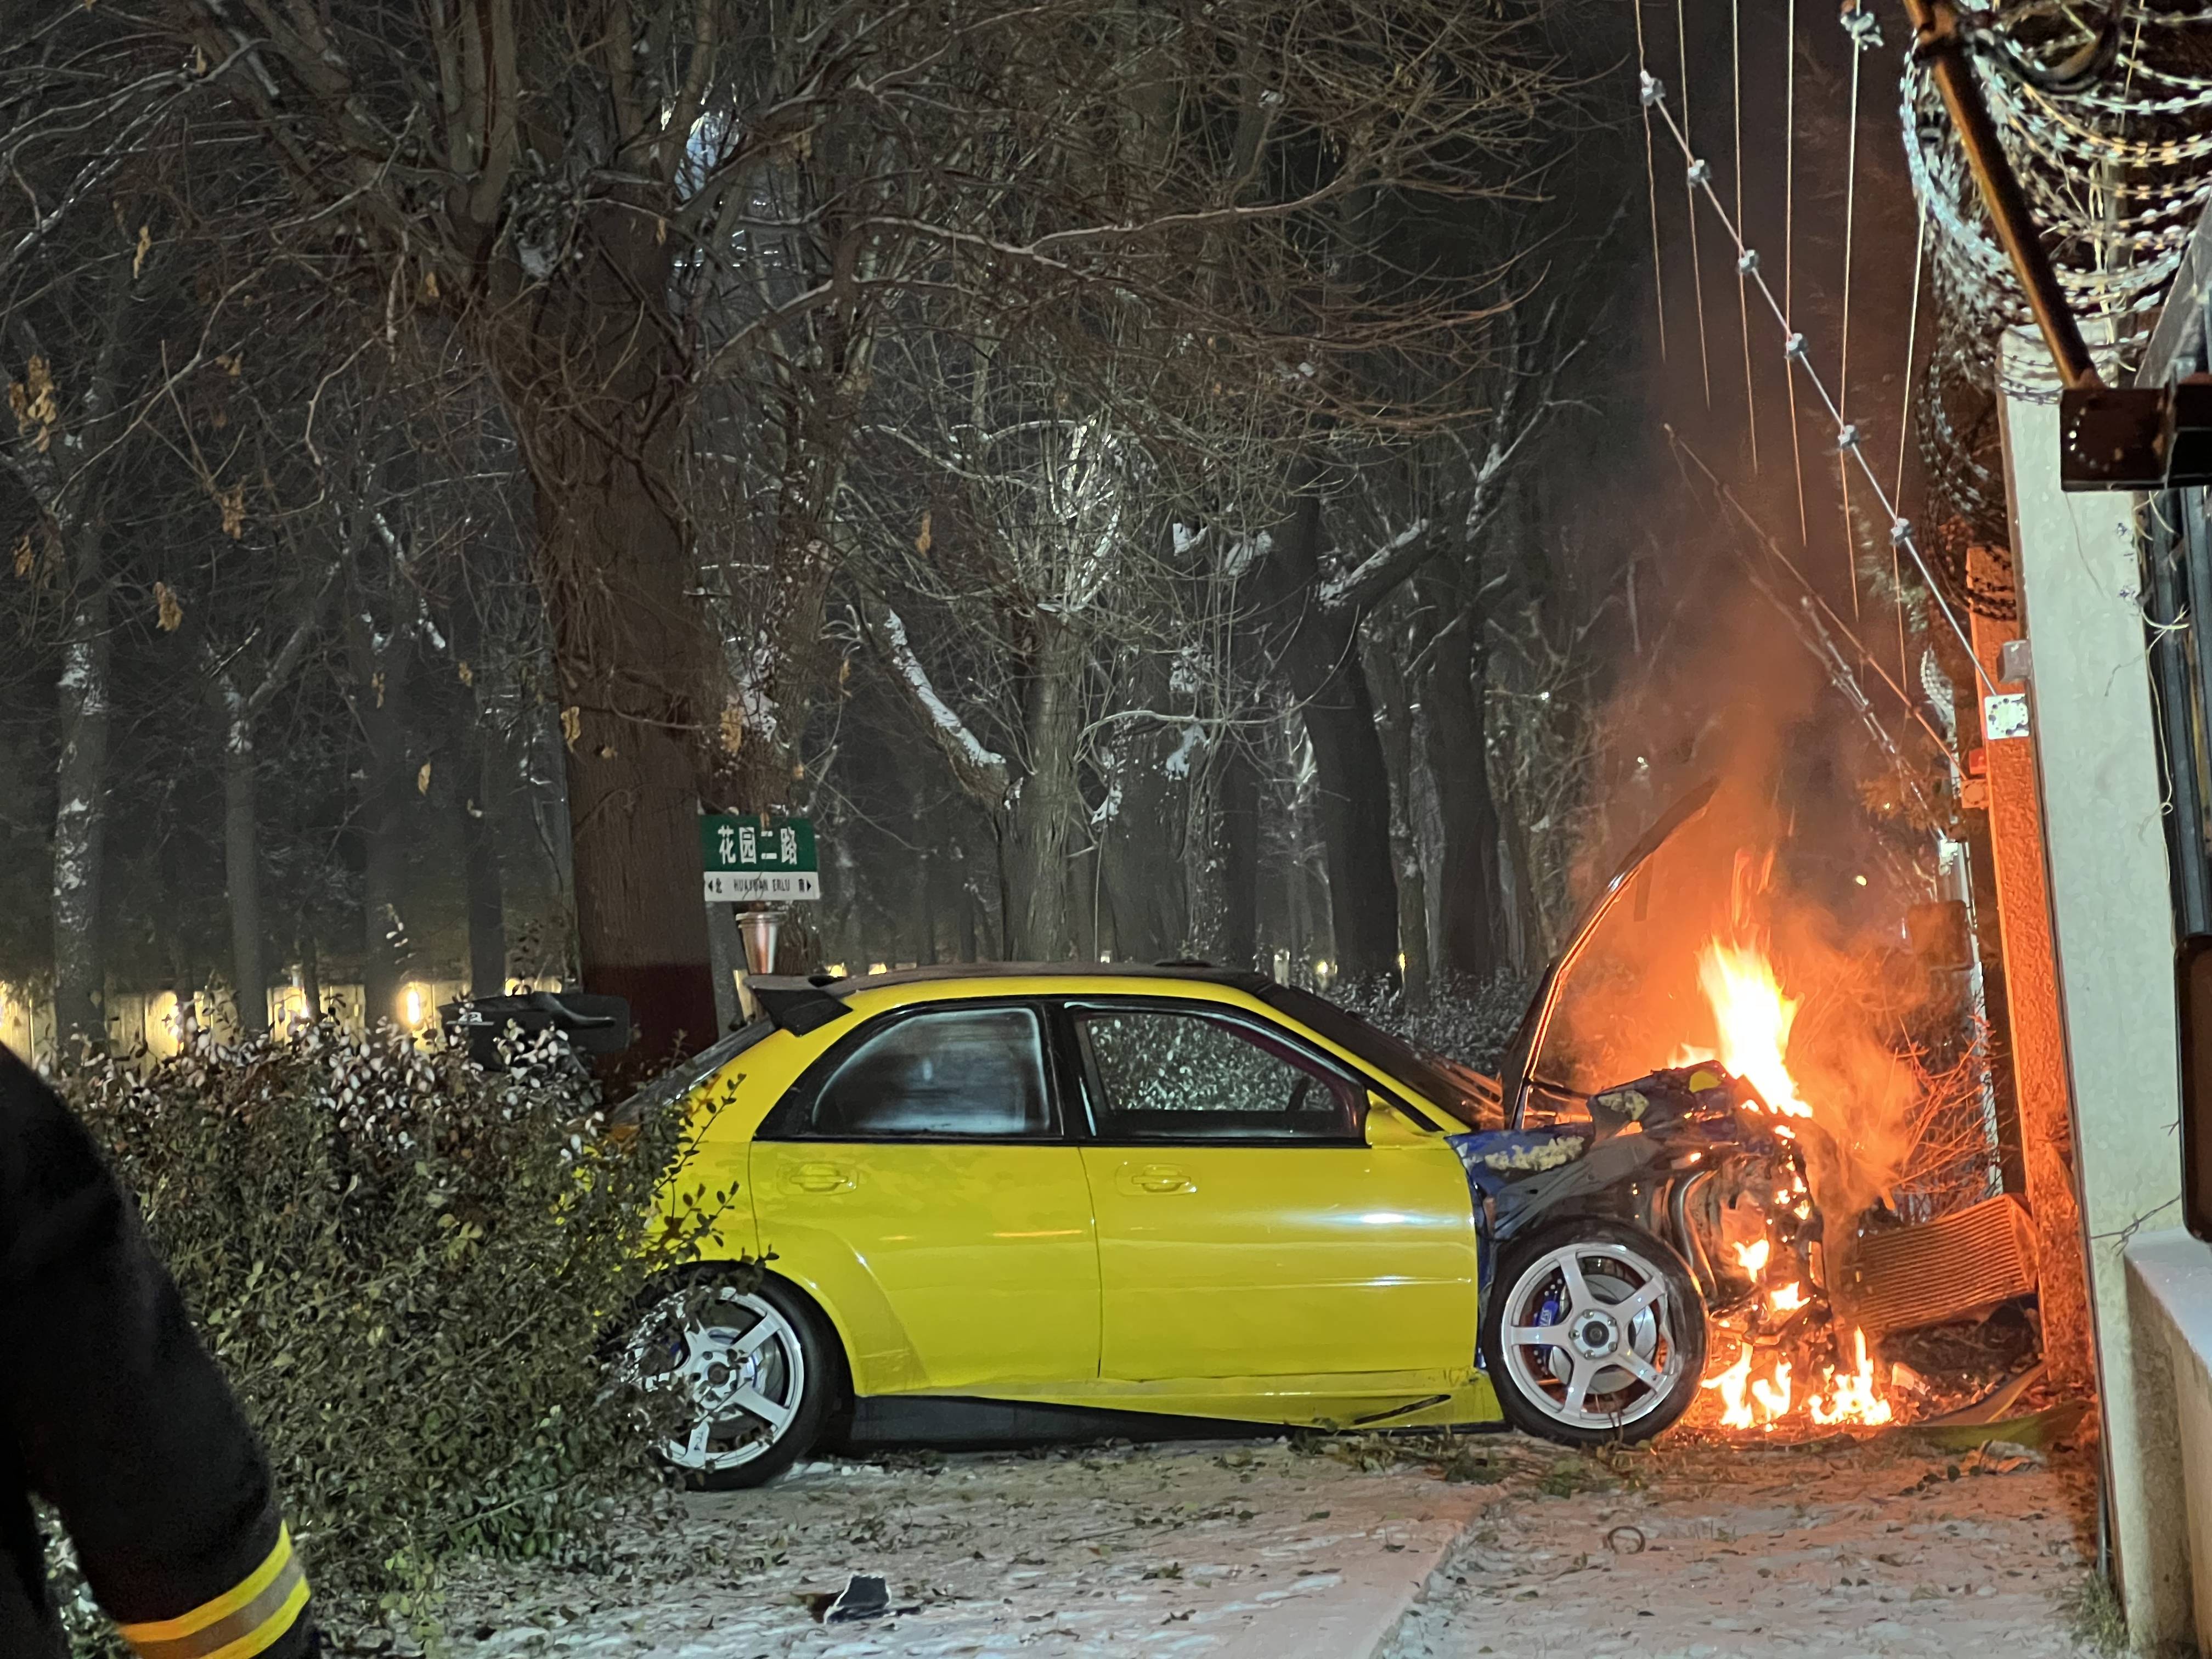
[{"left": 1495, "top": 778, "right": 1718, "bottom": 1129}]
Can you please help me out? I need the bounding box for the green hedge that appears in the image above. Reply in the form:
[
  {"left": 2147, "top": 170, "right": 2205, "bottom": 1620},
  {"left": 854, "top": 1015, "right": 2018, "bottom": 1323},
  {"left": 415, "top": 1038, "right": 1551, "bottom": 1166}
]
[{"left": 48, "top": 1021, "right": 725, "bottom": 1647}]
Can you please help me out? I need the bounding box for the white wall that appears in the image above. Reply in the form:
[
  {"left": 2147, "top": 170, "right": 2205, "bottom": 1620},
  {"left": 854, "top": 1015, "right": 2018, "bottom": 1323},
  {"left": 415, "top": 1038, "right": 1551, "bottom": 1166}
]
[{"left": 2000, "top": 331, "right": 2191, "bottom": 1646}]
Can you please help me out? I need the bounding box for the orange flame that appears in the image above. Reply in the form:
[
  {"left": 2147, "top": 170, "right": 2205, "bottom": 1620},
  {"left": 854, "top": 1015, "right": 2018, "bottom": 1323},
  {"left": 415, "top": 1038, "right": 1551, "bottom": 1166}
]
[
  {"left": 1702, "top": 1345, "right": 1755, "bottom": 1430},
  {"left": 1750, "top": 1360, "right": 1793, "bottom": 1421},
  {"left": 1701, "top": 1342, "right": 1798, "bottom": 1432},
  {"left": 1698, "top": 938, "right": 1813, "bottom": 1118},
  {"left": 1808, "top": 1329, "right": 1894, "bottom": 1427},
  {"left": 1733, "top": 1238, "right": 1770, "bottom": 1276},
  {"left": 1769, "top": 1280, "right": 1807, "bottom": 1313}
]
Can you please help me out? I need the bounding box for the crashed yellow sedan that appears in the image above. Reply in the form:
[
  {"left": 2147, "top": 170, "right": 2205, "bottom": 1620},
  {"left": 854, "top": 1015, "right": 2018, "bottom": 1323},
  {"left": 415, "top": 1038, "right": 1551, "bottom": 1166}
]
[{"left": 620, "top": 851, "right": 1813, "bottom": 1488}]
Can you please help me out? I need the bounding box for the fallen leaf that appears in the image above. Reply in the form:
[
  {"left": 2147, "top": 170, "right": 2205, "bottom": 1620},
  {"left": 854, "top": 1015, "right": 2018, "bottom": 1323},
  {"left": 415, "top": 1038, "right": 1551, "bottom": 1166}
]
[
  {"left": 417, "top": 762, "right": 432, "bottom": 795},
  {"left": 12, "top": 533, "right": 31, "bottom": 578},
  {"left": 915, "top": 511, "right": 933, "bottom": 555},
  {"left": 133, "top": 224, "right": 151, "bottom": 279},
  {"left": 719, "top": 701, "right": 744, "bottom": 754},
  {"left": 560, "top": 706, "right": 581, "bottom": 748},
  {"left": 456, "top": 659, "right": 472, "bottom": 686},
  {"left": 9, "top": 357, "right": 59, "bottom": 452},
  {"left": 154, "top": 581, "right": 184, "bottom": 631}
]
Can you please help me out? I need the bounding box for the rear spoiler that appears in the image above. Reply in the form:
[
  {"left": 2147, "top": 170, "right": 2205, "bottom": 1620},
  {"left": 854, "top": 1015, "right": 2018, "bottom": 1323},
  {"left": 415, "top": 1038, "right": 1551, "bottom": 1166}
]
[{"left": 748, "top": 975, "right": 855, "bottom": 1036}]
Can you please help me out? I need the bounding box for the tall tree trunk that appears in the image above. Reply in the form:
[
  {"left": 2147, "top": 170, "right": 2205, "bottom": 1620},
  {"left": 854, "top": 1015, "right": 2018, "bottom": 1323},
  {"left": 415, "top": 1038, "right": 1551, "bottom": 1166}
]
[
  {"left": 1099, "top": 717, "right": 1189, "bottom": 963},
  {"left": 998, "top": 617, "right": 1085, "bottom": 958},
  {"left": 956, "top": 832, "right": 982, "bottom": 961},
  {"left": 356, "top": 646, "right": 414, "bottom": 1032},
  {"left": 1213, "top": 736, "right": 1259, "bottom": 968},
  {"left": 523, "top": 425, "right": 716, "bottom": 1058},
  {"left": 219, "top": 680, "right": 268, "bottom": 1034},
  {"left": 1418, "top": 574, "right": 1505, "bottom": 986},
  {"left": 486, "top": 211, "right": 718, "bottom": 1060},
  {"left": 1258, "top": 493, "right": 1400, "bottom": 986},
  {"left": 462, "top": 731, "right": 508, "bottom": 997},
  {"left": 53, "top": 570, "right": 109, "bottom": 1051},
  {"left": 1363, "top": 608, "right": 1429, "bottom": 1004}
]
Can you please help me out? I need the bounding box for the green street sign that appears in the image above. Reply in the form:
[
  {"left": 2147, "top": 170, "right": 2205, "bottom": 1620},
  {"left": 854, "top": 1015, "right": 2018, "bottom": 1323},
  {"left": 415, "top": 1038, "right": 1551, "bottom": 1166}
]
[{"left": 701, "top": 813, "right": 821, "bottom": 902}]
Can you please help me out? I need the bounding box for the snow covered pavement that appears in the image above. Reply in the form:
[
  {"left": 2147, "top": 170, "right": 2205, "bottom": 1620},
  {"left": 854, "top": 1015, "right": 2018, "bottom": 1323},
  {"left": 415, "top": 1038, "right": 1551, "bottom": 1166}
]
[
  {"left": 444, "top": 1437, "right": 1486, "bottom": 1658},
  {"left": 440, "top": 1433, "right": 2101, "bottom": 1659},
  {"left": 1381, "top": 1436, "right": 2102, "bottom": 1659}
]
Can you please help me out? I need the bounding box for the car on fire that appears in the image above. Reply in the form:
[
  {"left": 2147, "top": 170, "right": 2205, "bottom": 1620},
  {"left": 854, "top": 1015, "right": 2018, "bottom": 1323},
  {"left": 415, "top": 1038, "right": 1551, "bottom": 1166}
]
[{"left": 618, "top": 781, "right": 1822, "bottom": 1487}]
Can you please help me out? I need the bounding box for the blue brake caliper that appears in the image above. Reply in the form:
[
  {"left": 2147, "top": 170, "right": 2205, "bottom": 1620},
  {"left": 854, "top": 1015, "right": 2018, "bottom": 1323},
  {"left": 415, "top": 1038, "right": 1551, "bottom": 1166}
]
[{"left": 1533, "top": 1284, "right": 1564, "bottom": 1367}]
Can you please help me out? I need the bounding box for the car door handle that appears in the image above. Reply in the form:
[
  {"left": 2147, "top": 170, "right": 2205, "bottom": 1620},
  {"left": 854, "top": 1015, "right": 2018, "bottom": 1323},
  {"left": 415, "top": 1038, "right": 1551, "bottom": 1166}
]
[
  {"left": 787, "top": 1162, "right": 854, "bottom": 1193},
  {"left": 1122, "top": 1163, "right": 1194, "bottom": 1195}
]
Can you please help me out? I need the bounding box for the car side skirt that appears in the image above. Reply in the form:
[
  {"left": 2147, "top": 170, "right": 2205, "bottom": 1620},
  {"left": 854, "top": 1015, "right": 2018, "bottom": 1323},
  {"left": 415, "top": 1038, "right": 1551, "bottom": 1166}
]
[{"left": 853, "top": 1370, "right": 1503, "bottom": 1431}]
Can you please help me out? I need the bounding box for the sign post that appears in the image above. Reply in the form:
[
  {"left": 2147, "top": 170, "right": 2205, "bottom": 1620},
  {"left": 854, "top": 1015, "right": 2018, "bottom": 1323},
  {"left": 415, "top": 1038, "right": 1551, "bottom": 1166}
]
[{"left": 701, "top": 814, "right": 821, "bottom": 1028}]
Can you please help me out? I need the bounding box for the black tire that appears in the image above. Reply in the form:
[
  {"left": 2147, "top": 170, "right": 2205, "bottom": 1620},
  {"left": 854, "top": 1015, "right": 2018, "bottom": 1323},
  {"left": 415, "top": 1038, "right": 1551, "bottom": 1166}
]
[
  {"left": 622, "top": 1268, "right": 838, "bottom": 1490},
  {"left": 1480, "top": 1216, "right": 1706, "bottom": 1446}
]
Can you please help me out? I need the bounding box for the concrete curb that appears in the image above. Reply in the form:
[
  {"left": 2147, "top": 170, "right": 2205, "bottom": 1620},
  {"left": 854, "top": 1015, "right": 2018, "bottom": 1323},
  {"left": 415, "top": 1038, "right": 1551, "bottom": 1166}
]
[{"left": 1212, "top": 1483, "right": 1487, "bottom": 1659}]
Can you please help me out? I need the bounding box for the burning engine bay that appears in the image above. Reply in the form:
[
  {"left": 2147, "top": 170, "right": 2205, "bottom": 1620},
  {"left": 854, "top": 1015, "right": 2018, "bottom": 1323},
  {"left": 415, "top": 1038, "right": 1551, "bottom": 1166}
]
[
  {"left": 1452, "top": 780, "right": 2046, "bottom": 1443},
  {"left": 1455, "top": 1063, "right": 1893, "bottom": 1436}
]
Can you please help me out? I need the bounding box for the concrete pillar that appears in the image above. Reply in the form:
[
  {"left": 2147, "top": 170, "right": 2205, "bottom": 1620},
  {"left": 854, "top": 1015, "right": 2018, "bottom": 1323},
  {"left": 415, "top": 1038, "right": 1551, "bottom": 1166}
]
[
  {"left": 1967, "top": 545, "right": 2097, "bottom": 1398},
  {"left": 1999, "top": 330, "right": 2191, "bottom": 1646}
]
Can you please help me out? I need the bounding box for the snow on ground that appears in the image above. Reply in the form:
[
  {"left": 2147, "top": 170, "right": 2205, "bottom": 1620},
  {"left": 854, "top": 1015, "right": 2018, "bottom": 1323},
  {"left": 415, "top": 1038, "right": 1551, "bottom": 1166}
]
[
  {"left": 1382, "top": 1434, "right": 2102, "bottom": 1659},
  {"left": 442, "top": 1437, "right": 1485, "bottom": 1658},
  {"left": 436, "top": 1433, "right": 2101, "bottom": 1659}
]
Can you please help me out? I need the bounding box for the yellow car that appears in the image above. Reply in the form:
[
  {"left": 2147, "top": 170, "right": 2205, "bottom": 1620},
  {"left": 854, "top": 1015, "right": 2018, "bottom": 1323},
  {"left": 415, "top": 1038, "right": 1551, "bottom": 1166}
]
[{"left": 617, "top": 923, "right": 1776, "bottom": 1485}]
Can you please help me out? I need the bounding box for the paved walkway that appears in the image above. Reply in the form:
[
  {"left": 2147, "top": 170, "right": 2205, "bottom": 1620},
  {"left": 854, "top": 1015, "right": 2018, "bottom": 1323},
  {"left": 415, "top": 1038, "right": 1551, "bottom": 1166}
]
[{"left": 441, "top": 1434, "right": 2101, "bottom": 1658}]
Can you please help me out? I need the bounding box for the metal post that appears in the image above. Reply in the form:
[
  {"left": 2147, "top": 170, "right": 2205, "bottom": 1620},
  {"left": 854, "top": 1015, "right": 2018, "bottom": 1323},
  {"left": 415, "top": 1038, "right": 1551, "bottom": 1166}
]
[{"left": 704, "top": 901, "right": 742, "bottom": 1034}]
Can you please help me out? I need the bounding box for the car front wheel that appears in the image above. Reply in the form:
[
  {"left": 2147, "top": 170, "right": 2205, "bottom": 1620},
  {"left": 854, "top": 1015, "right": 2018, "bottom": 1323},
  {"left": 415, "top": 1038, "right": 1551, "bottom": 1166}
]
[
  {"left": 1480, "top": 1217, "right": 1705, "bottom": 1446},
  {"left": 622, "top": 1271, "right": 834, "bottom": 1489}
]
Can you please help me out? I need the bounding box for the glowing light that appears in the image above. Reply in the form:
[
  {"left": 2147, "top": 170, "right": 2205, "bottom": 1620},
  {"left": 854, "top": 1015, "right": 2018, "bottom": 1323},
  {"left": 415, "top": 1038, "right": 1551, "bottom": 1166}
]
[
  {"left": 1770, "top": 1281, "right": 1807, "bottom": 1313},
  {"left": 1733, "top": 1238, "right": 1770, "bottom": 1276},
  {"left": 1854, "top": 874, "right": 1869, "bottom": 887},
  {"left": 402, "top": 985, "right": 427, "bottom": 1029}
]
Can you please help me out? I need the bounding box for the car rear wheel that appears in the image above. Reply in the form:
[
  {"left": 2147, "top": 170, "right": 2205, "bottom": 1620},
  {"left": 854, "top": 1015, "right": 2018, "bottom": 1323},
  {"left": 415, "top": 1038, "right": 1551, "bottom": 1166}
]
[
  {"left": 1481, "top": 1217, "right": 1705, "bottom": 1446},
  {"left": 622, "top": 1271, "right": 834, "bottom": 1489}
]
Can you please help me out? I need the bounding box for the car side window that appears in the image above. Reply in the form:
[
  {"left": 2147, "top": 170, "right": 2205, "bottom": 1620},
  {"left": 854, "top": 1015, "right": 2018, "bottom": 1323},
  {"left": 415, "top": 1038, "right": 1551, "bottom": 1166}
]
[
  {"left": 789, "top": 1006, "right": 1055, "bottom": 1139},
  {"left": 1073, "top": 1007, "right": 1362, "bottom": 1142}
]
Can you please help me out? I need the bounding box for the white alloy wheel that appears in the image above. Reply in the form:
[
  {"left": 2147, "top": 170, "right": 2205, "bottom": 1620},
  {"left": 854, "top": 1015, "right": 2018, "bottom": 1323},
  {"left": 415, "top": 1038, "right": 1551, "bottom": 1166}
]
[
  {"left": 1496, "top": 1235, "right": 1688, "bottom": 1434},
  {"left": 627, "top": 1283, "right": 813, "bottom": 1481}
]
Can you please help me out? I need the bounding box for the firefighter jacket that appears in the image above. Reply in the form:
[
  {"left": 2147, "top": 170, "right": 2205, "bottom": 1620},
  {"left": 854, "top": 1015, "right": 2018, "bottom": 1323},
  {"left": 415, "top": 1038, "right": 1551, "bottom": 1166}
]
[{"left": 0, "top": 1043, "right": 312, "bottom": 1659}]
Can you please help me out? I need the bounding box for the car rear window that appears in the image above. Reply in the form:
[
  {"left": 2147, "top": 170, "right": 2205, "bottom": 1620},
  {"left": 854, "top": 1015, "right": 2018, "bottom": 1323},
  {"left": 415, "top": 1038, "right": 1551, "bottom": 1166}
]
[{"left": 794, "top": 1006, "right": 1055, "bottom": 1139}]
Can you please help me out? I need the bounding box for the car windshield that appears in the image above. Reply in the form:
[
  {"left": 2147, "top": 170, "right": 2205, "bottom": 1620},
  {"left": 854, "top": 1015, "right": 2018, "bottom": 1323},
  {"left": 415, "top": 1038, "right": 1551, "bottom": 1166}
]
[{"left": 1255, "top": 984, "right": 1503, "bottom": 1130}]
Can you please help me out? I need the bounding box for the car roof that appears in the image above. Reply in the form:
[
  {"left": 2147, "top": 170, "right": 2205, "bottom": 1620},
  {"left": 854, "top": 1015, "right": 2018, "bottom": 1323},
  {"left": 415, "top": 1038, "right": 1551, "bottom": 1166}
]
[{"left": 783, "top": 961, "right": 1277, "bottom": 996}]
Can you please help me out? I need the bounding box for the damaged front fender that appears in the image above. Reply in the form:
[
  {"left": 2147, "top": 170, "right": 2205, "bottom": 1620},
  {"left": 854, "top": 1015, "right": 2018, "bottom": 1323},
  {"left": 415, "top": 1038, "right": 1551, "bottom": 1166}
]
[{"left": 1450, "top": 1064, "right": 1821, "bottom": 1321}]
